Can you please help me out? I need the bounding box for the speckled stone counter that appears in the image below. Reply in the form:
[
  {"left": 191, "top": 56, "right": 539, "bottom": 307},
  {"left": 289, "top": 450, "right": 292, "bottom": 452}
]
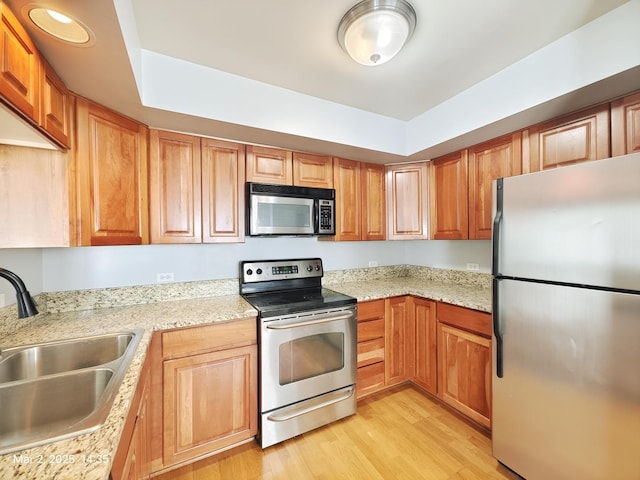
[
  {"left": 325, "top": 265, "right": 492, "bottom": 312},
  {"left": 0, "top": 295, "right": 257, "bottom": 480},
  {"left": 0, "top": 265, "right": 490, "bottom": 479}
]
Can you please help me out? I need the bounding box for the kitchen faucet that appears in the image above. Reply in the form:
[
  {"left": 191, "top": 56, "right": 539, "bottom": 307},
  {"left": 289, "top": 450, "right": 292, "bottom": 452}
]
[{"left": 0, "top": 268, "right": 38, "bottom": 318}]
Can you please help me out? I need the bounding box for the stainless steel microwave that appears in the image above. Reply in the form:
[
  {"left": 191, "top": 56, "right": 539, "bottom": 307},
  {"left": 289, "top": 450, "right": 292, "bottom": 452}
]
[{"left": 247, "top": 182, "right": 335, "bottom": 236}]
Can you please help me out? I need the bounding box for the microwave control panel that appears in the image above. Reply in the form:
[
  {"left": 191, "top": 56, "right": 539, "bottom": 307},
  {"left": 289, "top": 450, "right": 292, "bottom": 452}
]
[{"left": 318, "top": 200, "right": 334, "bottom": 234}]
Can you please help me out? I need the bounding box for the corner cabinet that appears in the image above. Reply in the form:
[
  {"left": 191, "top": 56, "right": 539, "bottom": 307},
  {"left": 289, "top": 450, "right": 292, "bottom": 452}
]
[
  {"left": 437, "top": 302, "right": 492, "bottom": 429},
  {"left": 385, "top": 296, "right": 413, "bottom": 386},
  {"left": 386, "top": 162, "right": 429, "bottom": 240},
  {"left": 411, "top": 297, "right": 437, "bottom": 394},
  {"left": 160, "top": 319, "right": 257, "bottom": 469},
  {"left": 75, "top": 96, "right": 149, "bottom": 245}
]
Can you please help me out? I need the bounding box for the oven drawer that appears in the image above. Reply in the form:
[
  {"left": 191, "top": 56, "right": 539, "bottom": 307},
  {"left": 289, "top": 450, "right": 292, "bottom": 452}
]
[
  {"left": 357, "top": 337, "right": 385, "bottom": 368},
  {"left": 357, "top": 318, "right": 384, "bottom": 342}
]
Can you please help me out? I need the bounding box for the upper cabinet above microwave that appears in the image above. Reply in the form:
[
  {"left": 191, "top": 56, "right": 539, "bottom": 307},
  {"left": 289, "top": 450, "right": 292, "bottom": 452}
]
[{"left": 245, "top": 145, "right": 333, "bottom": 188}]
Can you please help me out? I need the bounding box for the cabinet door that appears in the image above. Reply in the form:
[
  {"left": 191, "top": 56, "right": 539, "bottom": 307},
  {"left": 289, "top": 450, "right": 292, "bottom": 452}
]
[
  {"left": 412, "top": 297, "right": 437, "bottom": 394},
  {"left": 528, "top": 103, "right": 610, "bottom": 171},
  {"left": 468, "top": 133, "right": 522, "bottom": 240},
  {"left": 437, "top": 323, "right": 491, "bottom": 428},
  {"left": 0, "top": 3, "right": 39, "bottom": 122},
  {"left": 333, "top": 157, "right": 361, "bottom": 240},
  {"left": 292, "top": 152, "right": 333, "bottom": 188},
  {"left": 40, "top": 59, "right": 70, "bottom": 149},
  {"left": 245, "top": 145, "right": 292, "bottom": 185},
  {"left": 201, "top": 138, "right": 245, "bottom": 242},
  {"left": 429, "top": 150, "right": 468, "bottom": 240},
  {"left": 385, "top": 297, "right": 413, "bottom": 386},
  {"left": 75, "top": 97, "right": 149, "bottom": 245},
  {"left": 149, "top": 130, "right": 202, "bottom": 244},
  {"left": 611, "top": 91, "right": 640, "bottom": 156},
  {"left": 361, "top": 162, "right": 386, "bottom": 240},
  {"left": 386, "top": 162, "right": 429, "bottom": 240},
  {"left": 163, "top": 344, "right": 257, "bottom": 467}
]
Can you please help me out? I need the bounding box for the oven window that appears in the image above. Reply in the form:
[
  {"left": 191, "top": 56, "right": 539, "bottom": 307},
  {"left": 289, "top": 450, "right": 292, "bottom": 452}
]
[{"left": 279, "top": 333, "right": 344, "bottom": 385}]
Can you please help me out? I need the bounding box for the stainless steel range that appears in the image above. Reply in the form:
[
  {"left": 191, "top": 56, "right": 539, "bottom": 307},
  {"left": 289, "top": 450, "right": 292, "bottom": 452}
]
[{"left": 240, "top": 258, "right": 357, "bottom": 448}]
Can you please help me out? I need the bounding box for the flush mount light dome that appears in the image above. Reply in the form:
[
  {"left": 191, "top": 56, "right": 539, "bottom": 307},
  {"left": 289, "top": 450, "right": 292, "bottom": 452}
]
[
  {"left": 338, "top": 0, "right": 416, "bottom": 66},
  {"left": 26, "top": 6, "right": 94, "bottom": 45}
]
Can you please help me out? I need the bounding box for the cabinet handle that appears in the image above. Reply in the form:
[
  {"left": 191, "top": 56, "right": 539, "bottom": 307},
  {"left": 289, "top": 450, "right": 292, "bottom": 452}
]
[
  {"left": 266, "top": 312, "right": 354, "bottom": 329},
  {"left": 267, "top": 386, "right": 354, "bottom": 422}
]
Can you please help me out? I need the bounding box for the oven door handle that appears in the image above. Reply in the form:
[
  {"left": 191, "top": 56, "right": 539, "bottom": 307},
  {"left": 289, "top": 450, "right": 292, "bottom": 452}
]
[
  {"left": 265, "top": 312, "right": 354, "bottom": 329},
  {"left": 266, "top": 386, "right": 355, "bottom": 422}
]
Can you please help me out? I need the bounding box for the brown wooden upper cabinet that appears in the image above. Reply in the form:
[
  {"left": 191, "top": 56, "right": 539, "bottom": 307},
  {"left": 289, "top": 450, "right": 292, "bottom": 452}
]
[
  {"left": 468, "top": 133, "right": 522, "bottom": 239},
  {"left": 0, "top": 3, "right": 70, "bottom": 149},
  {"left": 320, "top": 158, "right": 385, "bottom": 241},
  {"left": 332, "top": 157, "right": 362, "bottom": 240},
  {"left": 40, "top": 58, "right": 71, "bottom": 149},
  {"left": 0, "top": 2, "right": 39, "bottom": 123},
  {"left": 149, "top": 130, "right": 245, "bottom": 244},
  {"left": 386, "top": 162, "right": 429, "bottom": 240},
  {"left": 611, "top": 90, "right": 640, "bottom": 157},
  {"left": 429, "top": 150, "right": 469, "bottom": 240},
  {"left": 292, "top": 151, "right": 333, "bottom": 188},
  {"left": 245, "top": 145, "right": 292, "bottom": 184},
  {"left": 75, "top": 96, "right": 149, "bottom": 246},
  {"left": 246, "top": 145, "right": 333, "bottom": 188},
  {"left": 528, "top": 103, "right": 610, "bottom": 172}
]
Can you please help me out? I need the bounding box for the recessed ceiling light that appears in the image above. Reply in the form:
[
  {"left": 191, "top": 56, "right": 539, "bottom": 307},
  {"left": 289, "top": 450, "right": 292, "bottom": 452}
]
[{"left": 26, "top": 6, "right": 94, "bottom": 46}]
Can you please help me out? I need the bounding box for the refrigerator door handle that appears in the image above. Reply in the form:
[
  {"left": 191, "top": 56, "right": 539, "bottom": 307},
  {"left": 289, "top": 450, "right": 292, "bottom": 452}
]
[
  {"left": 492, "top": 178, "right": 503, "bottom": 276},
  {"left": 493, "top": 278, "right": 504, "bottom": 378}
]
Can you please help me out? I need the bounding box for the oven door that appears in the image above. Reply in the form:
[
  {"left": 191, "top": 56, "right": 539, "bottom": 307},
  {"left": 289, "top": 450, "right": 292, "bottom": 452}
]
[{"left": 260, "top": 306, "right": 357, "bottom": 413}]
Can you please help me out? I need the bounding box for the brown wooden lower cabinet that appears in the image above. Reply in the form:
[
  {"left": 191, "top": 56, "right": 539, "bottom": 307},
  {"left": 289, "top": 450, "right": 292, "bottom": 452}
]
[
  {"left": 436, "top": 302, "right": 492, "bottom": 429},
  {"left": 111, "top": 336, "right": 153, "bottom": 480},
  {"left": 356, "top": 297, "right": 491, "bottom": 430},
  {"left": 141, "top": 319, "right": 258, "bottom": 475}
]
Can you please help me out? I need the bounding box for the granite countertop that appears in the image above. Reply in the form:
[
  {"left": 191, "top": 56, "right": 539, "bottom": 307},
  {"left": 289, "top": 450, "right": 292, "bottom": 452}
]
[
  {"left": 327, "top": 277, "right": 491, "bottom": 313},
  {"left": 0, "top": 295, "right": 257, "bottom": 480},
  {"left": 0, "top": 266, "right": 491, "bottom": 479}
]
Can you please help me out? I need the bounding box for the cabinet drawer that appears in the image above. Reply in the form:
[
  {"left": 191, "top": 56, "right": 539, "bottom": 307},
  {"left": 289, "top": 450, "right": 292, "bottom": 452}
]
[
  {"left": 357, "top": 338, "right": 385, "bottom": 368},
  {"left": 437, "top": 303, "right": 491, "bottom": 338},
  {"left": 162, "top": 317, "right": 257, "bottom": 359},
  {"left": 358, "top": 318, "right": 384, "bottom": 342},
  {"left": 357, "top": 362, "right": 385, "bottom": 397},
  {"left": 358, "top": 299, "right": 385, "bottom": 321}
]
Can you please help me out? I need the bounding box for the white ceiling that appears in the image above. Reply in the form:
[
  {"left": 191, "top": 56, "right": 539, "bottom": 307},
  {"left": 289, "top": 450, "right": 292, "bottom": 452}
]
[{"left": 5, "top": 0, "right": 640, "bottom": 163}]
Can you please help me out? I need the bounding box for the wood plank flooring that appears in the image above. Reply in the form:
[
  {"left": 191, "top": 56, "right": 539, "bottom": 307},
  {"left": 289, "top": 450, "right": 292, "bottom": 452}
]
[{"left": 154, "top": 385, "right": 521, "bottom": 480}]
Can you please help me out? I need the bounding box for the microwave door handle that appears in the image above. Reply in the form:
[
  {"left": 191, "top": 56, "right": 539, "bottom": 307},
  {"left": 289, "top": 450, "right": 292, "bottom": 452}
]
[{"left": 313, "top": 200, "right": 319, "bottom": 234}]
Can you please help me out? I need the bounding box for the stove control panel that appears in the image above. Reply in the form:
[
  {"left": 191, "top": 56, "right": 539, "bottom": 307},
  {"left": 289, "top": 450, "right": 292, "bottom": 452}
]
[{"left": 241, "top": 258, "right": 323, "bottom": 283}]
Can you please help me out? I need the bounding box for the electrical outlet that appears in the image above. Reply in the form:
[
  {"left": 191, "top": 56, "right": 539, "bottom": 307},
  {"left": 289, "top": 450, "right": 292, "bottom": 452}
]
[
  {"left": 466, "top": 263, "right": 479, "bottom": 271},
  {"left": 156, "top": 272, "right": 174, "bottom": 283},
  {"left": 368, "top": 260, "right": 378, "bottom": 267}
]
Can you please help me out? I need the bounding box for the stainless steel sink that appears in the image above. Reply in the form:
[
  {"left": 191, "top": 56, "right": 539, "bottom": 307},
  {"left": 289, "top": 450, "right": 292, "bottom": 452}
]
[
  {"left": 0, "top": 332, "right": 134, "bottom": 383},
  {"left": 0, "top": 329, "right": 143, "bottom": 454}
]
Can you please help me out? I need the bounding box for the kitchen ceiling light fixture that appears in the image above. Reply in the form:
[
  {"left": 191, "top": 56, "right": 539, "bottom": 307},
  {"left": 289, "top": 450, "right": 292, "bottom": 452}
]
[
  {"left": 27, "top": 6, "right": 93, "bottom": 45},
  {"left": 338, "top": 0, "right": 416, "bottom": 66}
]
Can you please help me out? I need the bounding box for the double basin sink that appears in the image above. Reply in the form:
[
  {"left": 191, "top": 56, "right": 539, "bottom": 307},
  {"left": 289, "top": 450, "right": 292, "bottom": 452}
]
[{"left": 0, "top": 329, "right": 143, "bottom": 454}]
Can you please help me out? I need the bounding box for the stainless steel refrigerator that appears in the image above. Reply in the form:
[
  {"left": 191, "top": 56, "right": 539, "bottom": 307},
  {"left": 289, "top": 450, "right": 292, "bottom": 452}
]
[{"left": 491, "top": 152, "right": 640, "bottom": 480}]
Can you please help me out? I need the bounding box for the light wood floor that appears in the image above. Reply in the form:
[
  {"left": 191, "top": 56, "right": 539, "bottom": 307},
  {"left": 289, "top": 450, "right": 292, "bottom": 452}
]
[{"left": 154, "top": 385, "right": 521, "bottom": 480}]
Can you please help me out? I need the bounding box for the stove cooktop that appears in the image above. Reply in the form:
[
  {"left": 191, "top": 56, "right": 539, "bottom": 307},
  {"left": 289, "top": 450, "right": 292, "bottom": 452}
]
[{"left": 242, "top": 287, "right": 356, "bottom": 319}]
